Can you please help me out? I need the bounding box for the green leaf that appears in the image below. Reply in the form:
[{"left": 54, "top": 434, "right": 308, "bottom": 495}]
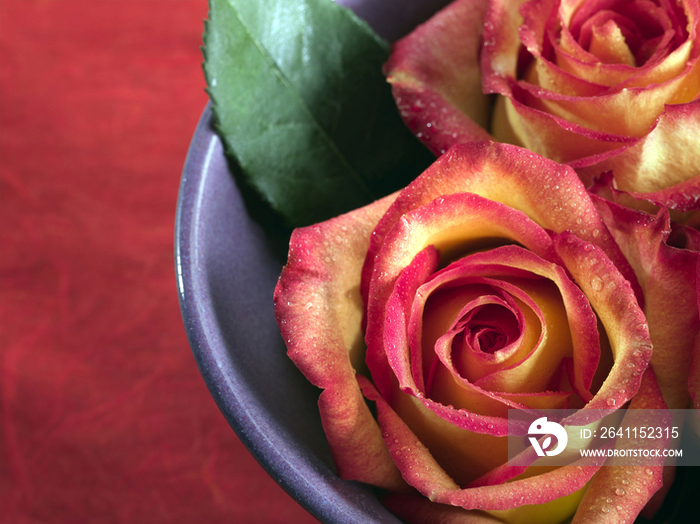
[{"left": 203, "top": 0, "right": 434, "bottom": 227}]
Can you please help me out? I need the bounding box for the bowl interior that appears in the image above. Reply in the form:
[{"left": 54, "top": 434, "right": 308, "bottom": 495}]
[
  {"left": 175, "top": 2, "right": 451, "bottom": 522},
  {"left": 176, "top": 104, "right": 402, "bottom": 523}
]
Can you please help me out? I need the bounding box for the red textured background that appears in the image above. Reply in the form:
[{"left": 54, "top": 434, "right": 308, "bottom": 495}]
[{"left": 0, "top": 1, "right": 320, "bottom": 522}]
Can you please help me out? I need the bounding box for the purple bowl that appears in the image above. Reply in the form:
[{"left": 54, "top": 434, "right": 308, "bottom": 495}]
[{"left": 175, "top": 2, "right": 450, "bottom": 522}]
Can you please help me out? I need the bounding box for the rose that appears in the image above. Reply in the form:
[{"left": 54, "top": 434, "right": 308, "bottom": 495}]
[
  {"left": 384, "top": 0, "right": 700, "bottom": 213},
  {"left": 274, "top": 141, "right": 696, "bottom": 523}
]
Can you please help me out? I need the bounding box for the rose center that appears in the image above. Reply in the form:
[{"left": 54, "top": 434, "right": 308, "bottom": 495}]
[
  {"left": 452, "top": 303, "right": 521, "bottom": 378},
  {"left": 568, "top": 0, "right": 687, "bottom": 66},
  {"left": 461, "top": 303, "right": 519, "bottom": 354}
]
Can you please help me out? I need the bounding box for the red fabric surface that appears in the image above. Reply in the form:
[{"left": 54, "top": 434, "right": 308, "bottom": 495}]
[{"left": 0, "top": 1, "right": 320, "bottom": 522}]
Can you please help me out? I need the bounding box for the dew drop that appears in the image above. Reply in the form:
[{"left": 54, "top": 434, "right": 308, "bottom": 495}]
[
  {"left": 591, "top": 277, "right": 603, "bottom": 291},
  {"left": 607, "top": 398, "right": 616, "bottom": 407},
  {"left": 615, "top": 488, "right": 625, "bottom": 496},
  {"left": 621, "top": 479, "right": 630, "bottom": 485},
  {"left": 645, "top": 468, "right": 654, "bottom": 476},
  {"left": 601, "top": 506, "right": 610, "bottom": 514}
]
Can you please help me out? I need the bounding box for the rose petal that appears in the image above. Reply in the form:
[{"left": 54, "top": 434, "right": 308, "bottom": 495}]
[
  {"left": 362, "top": 142, "right": 634, "bottom": 298},
  {"left": 573, "top": 100, "right": 700, "bottom": 206},
  {"left": 481, "top": 0, "right": 529, "bottom": 81},
  {"left": 384, "top": 0, "right": 492, "bottom": 156},
  {"left": 688, "top": 323, "right": 700, "bottom": 410},
  {"left": 554, "top": 28, "right": 687, "bottom": 88},
  {"left": 385, "top": 490, "right": 590, "bottom": 524},
  {"left": 361, "top": 376, "right": 600, "bottom": 519},
  {"left": 553, "top": 233, "right": 653, "bottom": 413},
  {"left": 274, "top": 194, "right": 406, "bottom": 489},
  {"left": 592, "top": 195, "right": 700, "bottom": 409},
  {"left": 388, "top": 382, "right": 514, "bottom": 486},
  {"left": 383, "top": 494, "right": 505, "bottom": 524},
  {"left": 570, "top": 367, "right": 668, "bottom": 524},
  {"left": 383, "top": 244, "right": 440, "bottom": 394},
  {"left": 515, "top": 69, "right": 700, "bottom": 138},
  {"left": 588, "top": 18, "right": 638, "bottom": 66},
  {"left": 490, "top": 91, "right": 638, "bottom": 163}
]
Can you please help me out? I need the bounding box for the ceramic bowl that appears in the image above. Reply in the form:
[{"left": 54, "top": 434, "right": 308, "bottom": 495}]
[{"left": 175, "top": 2, "right": 450, "bottom": 522}]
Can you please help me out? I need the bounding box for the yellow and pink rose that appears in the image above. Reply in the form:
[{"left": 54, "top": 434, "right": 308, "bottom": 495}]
[
  {"left": 274, "top": 142, "right": 699, "bottom": 523},
  {"left": 385, "top": 0, "right": 700, "bottom": 212}
]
